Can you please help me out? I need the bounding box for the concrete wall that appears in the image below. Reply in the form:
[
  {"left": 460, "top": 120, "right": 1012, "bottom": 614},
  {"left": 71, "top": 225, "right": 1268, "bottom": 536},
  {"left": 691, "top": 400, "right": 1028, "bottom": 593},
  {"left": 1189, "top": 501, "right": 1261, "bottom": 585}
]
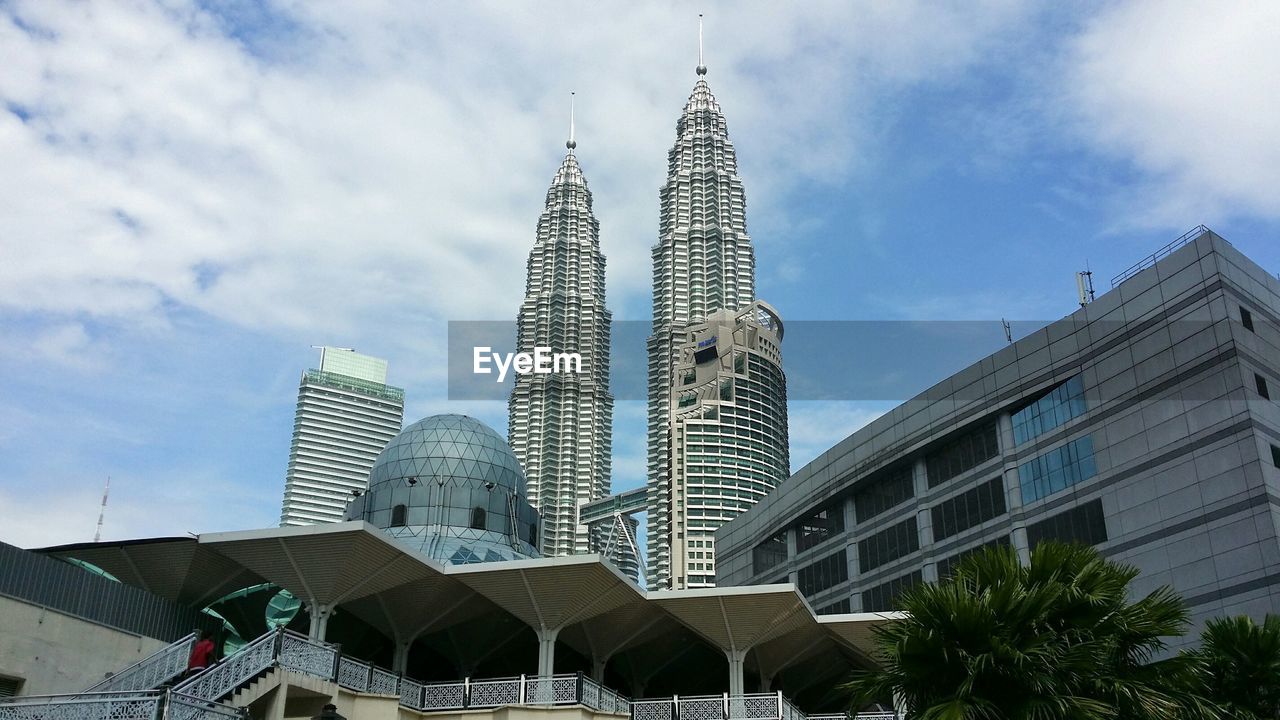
[{"left": 0, "top": 595, "right": 167, "bottom": 695}]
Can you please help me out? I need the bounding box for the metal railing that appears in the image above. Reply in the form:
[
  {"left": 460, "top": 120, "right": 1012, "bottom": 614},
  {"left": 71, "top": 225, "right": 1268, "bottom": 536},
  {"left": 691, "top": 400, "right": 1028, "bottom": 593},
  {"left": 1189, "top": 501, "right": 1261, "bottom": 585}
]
[
  {"left": 1111, "top": 224, "right": 1211, "bottom": 288},
  {"left": 631, "top": 694, "right": 897, "bottom": 720},
  {"left": 0, "top": 690, "right": 244, "bottom": 720},
  {"left": 86, "top": 633, "right": 196, "bottom": 693},
  {"left": 171, "top": 627, "right": 282, "bottom": 702},
  {"left": 363, "top": 673, "right": 631, "bottom": 714}
]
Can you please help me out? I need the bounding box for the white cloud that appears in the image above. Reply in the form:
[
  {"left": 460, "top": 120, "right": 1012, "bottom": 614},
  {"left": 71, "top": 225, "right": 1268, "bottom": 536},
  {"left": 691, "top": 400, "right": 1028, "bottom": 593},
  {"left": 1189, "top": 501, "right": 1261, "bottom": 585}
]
[
  {"left": 787, "top": 401, "right": 887, "bottom": 472},
  {"left": 1060, "top": 0, "right": 1280, "bottom": 227}
]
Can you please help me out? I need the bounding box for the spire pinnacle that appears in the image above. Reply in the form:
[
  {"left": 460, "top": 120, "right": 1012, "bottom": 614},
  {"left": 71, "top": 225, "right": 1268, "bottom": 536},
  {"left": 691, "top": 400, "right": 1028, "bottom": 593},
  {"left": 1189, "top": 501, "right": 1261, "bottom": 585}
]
[
  {"left": 696, "top": 15, "right": 707, "bottom": 75},
  {"left": 566, "top": 92, "right": 577, "bottom": 151}
]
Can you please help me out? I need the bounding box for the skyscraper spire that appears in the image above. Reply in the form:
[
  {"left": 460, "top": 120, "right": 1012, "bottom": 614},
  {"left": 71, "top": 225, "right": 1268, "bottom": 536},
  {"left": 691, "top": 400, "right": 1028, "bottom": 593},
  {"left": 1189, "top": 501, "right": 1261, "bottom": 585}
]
[
  {"left": 696, "top": 14, "right": 707, "bottom": 76},
  {"left": 567, "top": 92, "right": 577, "bottom": 151},
  {"left": 510, "top": 125, "right": 617, "bottom": 569}
]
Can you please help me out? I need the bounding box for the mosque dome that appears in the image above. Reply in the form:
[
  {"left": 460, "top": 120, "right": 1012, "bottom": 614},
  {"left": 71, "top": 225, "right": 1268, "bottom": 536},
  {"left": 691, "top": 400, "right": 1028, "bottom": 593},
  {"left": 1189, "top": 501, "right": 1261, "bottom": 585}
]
[
  {"left": 368, "top": 414, "right": 527, "bottom": 494},
  {"left": 344, "top": 414, "right": 541, "bottom": 565}
]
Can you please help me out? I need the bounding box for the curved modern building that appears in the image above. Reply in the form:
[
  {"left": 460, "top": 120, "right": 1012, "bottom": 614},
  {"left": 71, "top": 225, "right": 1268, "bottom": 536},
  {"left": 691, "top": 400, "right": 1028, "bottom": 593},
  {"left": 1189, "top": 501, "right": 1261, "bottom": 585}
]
[
  {"left": 668, "top": 301, "right": 789, "bottom": 588},
  {"left": 508, "top": 127, "right": 615, "bottom": 563},
  {"left": 344, "top": 414, "right": 540, "bottom": 564},
  {"left": 716, "top": 230, "right": 1280, "bottom": 646}
]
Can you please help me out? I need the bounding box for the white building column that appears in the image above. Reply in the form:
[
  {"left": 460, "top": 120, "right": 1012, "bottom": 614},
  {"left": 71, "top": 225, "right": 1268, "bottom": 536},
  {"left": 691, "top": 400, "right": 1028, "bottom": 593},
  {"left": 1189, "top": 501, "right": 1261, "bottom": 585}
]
[
  {"left": 392, "top": 638, "right": 412, "bottom": 674},
  {"left": 726, "top": 649, "right": 747, "bottom": 697},
  {"left": 308, "top": 604, "right": 333, "bottom": 641},
  {"left": 537, "top": 627, "right": 560, "bottom": 678}
]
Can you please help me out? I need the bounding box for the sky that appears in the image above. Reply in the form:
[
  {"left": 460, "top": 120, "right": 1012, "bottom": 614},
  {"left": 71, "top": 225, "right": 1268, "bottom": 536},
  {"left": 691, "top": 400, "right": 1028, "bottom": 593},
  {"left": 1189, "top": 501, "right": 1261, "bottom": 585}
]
[{"left": 1, "top": 0, "right": 1278, "bottom": 550}]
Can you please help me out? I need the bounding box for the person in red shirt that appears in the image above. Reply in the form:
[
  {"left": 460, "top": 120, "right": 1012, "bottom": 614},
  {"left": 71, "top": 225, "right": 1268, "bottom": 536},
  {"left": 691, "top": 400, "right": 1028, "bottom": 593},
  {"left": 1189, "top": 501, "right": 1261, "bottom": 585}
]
[{"left": 187, "top": 630, "right": 216, "bottom": 675}]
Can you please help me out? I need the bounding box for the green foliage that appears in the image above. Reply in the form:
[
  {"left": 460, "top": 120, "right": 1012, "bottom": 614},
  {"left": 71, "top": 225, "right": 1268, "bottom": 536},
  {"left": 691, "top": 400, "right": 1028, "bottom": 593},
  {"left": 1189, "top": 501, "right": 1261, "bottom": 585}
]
[
  {"left": 1189, "top": 614, "right": 1280, "bottom": 719},
  {"left": 841, "top": 542, "right": 1222, "bottom": 720}
]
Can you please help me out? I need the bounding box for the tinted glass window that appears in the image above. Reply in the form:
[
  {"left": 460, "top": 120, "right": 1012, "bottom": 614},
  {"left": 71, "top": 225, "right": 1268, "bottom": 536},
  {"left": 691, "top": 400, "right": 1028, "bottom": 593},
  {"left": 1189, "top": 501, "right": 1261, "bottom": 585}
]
[
  {"left": 1026, "top": 499, "right": 1107, "bottom": 547},
  {"left": 1019, "top": 436, "right": 1097, "bottom": 503},
  {"left": 752, "top": 530, "right": 788, "bottom": 575},
  {"left": 858, "top": 517, "right": 919, "bottom": 573},
  {"left": 854, "top": 465, "right": 914, "bottom": 523},
  {"left": 796, "top": 503, "right": 845, "bottom": 552},
  {"left": 797, "top": 550, "right": 848, "bottom": 597},
  {"left": 1012, "top": 376, "right": 1087, "bottom": 445},
  {"left": 931, "top": 477, "right": 1006, "bottom": 541},
  {"left": 936, "top": 536, "right": 1012, "bottom": 579},
  {"left": 926, "top": 422, "right": 1000, "bottom": 488},
  {"left": 817, "top": 598, "right": 851, "bottom": 615},
  {"left": 391, "top": 504, "right": 407, "bottom": 527},
  {"left": 861, "top": 571, "right": 922, "bottom": 612}
]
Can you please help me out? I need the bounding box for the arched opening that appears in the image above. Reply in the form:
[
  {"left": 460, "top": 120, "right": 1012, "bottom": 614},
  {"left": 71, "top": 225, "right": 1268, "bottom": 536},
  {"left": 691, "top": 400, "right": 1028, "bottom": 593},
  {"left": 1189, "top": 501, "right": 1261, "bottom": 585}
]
[
  {"left": 470, "top": 506, "right": 486, "bottom": 530},
  {"left": 391, "top": 504, "right": 407, "bottom": 527}
]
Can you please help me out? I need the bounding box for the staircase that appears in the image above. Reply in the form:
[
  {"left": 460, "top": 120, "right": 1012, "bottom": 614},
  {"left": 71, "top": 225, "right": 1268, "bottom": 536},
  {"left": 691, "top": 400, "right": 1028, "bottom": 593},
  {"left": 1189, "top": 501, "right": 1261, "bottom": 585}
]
[{"left": 85, "top": 632, "right": 196, "bottom": 692}]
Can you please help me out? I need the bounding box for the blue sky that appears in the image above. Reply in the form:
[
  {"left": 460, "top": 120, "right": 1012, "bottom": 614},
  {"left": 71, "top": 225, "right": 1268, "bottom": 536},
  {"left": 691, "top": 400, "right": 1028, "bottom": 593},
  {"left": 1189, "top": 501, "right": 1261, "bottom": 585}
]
[{"left": 1, "top": 1, "right": 1278, "bottom": 548}]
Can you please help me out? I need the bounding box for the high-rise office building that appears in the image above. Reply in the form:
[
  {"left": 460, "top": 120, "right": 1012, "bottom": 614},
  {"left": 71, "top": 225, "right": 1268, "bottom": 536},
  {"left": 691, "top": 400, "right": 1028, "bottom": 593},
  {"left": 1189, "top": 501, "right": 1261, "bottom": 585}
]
[
  {"left": 666, "top": 302, "right": 789, "bottom": 588},
  {"left": 508, "top": 125, "right": 616, "bottom": 560},
  {"left": 280, "top": 347, "right": 404, "bottom": 526},
  {"left": 646, "top": 50, "right": 787, "bottom": 589}
]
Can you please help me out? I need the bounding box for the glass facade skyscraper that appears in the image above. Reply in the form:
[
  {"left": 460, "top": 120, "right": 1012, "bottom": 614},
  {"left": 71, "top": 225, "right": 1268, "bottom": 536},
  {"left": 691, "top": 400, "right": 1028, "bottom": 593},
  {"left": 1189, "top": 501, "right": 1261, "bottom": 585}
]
[
  {"left": 507, "top": 137, "right": 616, "bottom": 561},
  {"left": 646, "top": 62, "right": 788, "bottom": 589},
  {"left": 280, "top": 347, "right": 404, "bottom": 526}
]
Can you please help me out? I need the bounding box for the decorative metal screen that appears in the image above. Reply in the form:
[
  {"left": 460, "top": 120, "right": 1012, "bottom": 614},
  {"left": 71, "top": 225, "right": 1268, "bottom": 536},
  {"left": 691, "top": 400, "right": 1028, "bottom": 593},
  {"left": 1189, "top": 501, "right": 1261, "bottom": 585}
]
[
  {"left": 337, "top": 657, "right": 371, "bottom": 691},
  {"left": 277, "top": 632, "right": 337, "bottom": 679},
  {"left": 467, "top": 678, "right": 521, "bottom": 707},
  {"left": 167, "top": 692, "right": 247, "bottom": 720},
  {"left": 0, "top": 693, "right": 161, "bottom": 720},
  {"left": 420, "top": 682, "right": 466, "bottom": 710},
  {"left": 525, "top": 676, "right": 576, "bottom": 705},
  {"left": 369, "top": 668, "right": 399, "bottom": 696},
  {"left": 679, "top": 696, "right": 724, "bottom": 720},
  {"left": 399, "top": 679, "right": 424, "bottom": 709},
  {"left": 633, "top": 699, "right": 676, "bottom": 720}
]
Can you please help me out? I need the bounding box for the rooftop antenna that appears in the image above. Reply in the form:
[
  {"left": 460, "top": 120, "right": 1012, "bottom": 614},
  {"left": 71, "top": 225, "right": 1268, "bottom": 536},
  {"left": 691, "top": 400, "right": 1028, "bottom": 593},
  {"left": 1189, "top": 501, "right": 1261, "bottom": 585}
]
[
  {"left": 94, "top": 476, "right": 110, "bottom": 543},
  {"left": 696, "top": 14, "right": 707, "bottom": 75},
  {"left": 1002, "top": 319, "right": 1013, "bottom": 344},
  {"left": 1076, "top": 263, "right": 1096, "bottom": 307},
  {"left": 567, "top": 92, "right": 576, "bottom": 152}
]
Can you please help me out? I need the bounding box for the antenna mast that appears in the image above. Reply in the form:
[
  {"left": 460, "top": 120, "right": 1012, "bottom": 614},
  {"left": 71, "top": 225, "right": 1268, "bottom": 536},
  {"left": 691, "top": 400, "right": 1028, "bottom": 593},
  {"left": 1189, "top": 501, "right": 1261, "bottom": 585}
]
[{"left": 94, "top": 476, "right": 110, "bottom": 542}]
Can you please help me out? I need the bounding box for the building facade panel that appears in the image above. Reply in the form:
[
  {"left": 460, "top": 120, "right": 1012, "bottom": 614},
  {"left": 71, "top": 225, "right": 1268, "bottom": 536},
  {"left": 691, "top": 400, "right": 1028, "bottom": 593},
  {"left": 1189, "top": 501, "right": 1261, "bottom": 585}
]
[{"left": 715, "top": 232, "right": 1280, "bottom": 646}]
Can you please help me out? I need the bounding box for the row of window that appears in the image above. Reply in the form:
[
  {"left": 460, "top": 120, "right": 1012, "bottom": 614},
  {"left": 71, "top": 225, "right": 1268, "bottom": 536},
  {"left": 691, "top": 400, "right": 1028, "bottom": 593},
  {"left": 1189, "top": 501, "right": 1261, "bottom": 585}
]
[
  {"left": 796, "top": 503, "right": 845, "bottom": 552},
  {"left": 935, "top": 536, "right": 1012, "bottom": 579},
  {"left": 931, "top": 477, "right": 1007, "bottom": 541},
  {"left": 926, "top": 422, "right": 1000, "bottom": 488},
  {"left": 862, "top": 570, "right": 922, "bottom": 612},
  {"left": 816, "top": 598, "right": 851, "bottom": 615},
  {"left": 853, "top": 464, "right": 914, "bottom": 523},
  {"left": 1012, "top": 376, "right": 1087, "bottom": 445},
  {"left": 752, "top": 531, "right": 787, "bottom": 575},
  {"left": 1026, "top": 499, "right": 1107, "bottom": 547},
  {"left": 1019, "top": 436, "right": 1097, "bottom": 503},
  {"left": 858, "top": 517, "right": 920, "bottom": 573},
  {"left": 797, "top": 550, "right": 848, "bottom": 597}
]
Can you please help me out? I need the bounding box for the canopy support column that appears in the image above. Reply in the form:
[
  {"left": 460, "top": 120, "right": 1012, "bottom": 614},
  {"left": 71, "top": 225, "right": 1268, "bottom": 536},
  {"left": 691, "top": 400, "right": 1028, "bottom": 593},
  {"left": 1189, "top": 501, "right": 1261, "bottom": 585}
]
[
  {"left": 393, "top": 638, "right": 412, "bottom": 673},
  {"left": 308, "top": 604, "right": 333, "bottom": 641},
  {"left": 537, "top": 627, "right": 560, "bottom": 679},
  {"left": 726, "top": 649, "right": 747, "bottom": 697},
  {"left": 592, "top": 656, "right": 608, "bottom": 682}
]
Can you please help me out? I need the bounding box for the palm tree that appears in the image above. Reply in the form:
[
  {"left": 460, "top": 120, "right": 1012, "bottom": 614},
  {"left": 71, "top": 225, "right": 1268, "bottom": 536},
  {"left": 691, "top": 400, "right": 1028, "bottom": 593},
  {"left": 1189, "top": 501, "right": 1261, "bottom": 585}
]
[
  {"left": 1190, "top": 615, "right": 1280, "bottom": 719},
  {"left": 842, "top": 541, "right": 1220, "bottom": 720}
]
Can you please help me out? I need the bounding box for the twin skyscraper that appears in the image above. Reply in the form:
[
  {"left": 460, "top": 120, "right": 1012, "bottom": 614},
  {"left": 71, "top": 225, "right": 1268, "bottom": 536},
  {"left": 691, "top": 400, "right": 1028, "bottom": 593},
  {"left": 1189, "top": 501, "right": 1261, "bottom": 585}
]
[{"left": 509, "top": 34, "right": 790, "bottom": 590}]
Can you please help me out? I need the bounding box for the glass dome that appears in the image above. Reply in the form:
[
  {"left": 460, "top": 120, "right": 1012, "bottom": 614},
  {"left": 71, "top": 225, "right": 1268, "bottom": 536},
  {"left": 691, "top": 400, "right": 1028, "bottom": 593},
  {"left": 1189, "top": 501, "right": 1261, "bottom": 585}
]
[{"left": 344, "top": 414, "right": 541, "bottom": 564}]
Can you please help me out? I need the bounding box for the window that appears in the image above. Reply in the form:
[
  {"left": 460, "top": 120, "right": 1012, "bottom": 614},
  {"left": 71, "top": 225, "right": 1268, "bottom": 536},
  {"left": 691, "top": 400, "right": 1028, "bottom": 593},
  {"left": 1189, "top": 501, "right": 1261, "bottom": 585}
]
[
  {"left": 930, "top": 477, "right": 1006, "bottom": 541},
  {"left": 817, "top": 598, "right": 851, "bottom": 615},
  {"left": 1271, "top": 445, "right": 1280, "bottom": 469},
  {"left": 861, "top": 571, "right": 922, "bottom": 612},
  {"left": 936, "top": 536, "right": 1011, "bottom": 579},
  {"left": 1257, "top": 374, "right": 1271, "bottom": 400},
  {"left": 796, "top": 503, "right": 845, "bottom": 552},
  {"left": 1012, "top": 376, "right": 1087, "bottom": 444},
  {"left": 926, "top": 422, "right": 1000, "bottom": 488},
  {"left": 797, "top": 550, "right": 848, "bottom": 596},
  {"left": 470, "top": 507, "right": 486, "bottom": 530},
  {"left": 1026, "top": 499, "right": 1107, "bottom": 548},
  {"left": 752, "top": 530, "right": 788, "bottom": 575},
  {"left": 390, "top": 504, "right": 407, "bottom": 527},
  {"left": 1019, "top": 436, "right": 1098, "bottom": 503},
  {"left": 1241, "top": 307, "right": 1255, "bottom": 332},
  {"left": 854, "top": 465, "right": 914, "bottom": 522},
  {"left": 858, "top": 517, "right": 919, "bottom": 573}
]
